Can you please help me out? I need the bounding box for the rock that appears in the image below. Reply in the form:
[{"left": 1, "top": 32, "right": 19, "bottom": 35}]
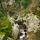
[
  {"left": 12, "top": 23, "right": 19, "bottom": 40},
  {"left": 27, "top": 14, "right": 40, "bottom": 33}
]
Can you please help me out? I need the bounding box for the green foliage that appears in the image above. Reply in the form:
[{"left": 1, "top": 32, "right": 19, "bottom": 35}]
[
  {"left": 15, "top": 0, "right": 21, "bottom": 3},
  {"left": 15, "top": 0, "right": 30, "bottom": 8},
  {"left": 0, "top": 8, "right": 12, "bottom": 35},
  {"left": 21, "top": 0, "right": 30, "bottom": 8},
  {"left": 0, "top": 17, "right": 12, "bottom": 33},
  {"left": 0, "top": 8, "right": 12, "bottom": 40},
  {"left": 0, "top": 9, "right": 7, "bottom": 18},
  {"left": 33, "top": 10, "right": 40, "bottom": 19},
  {"left": 0, "top": 32, "right": 5, "bottom": 38},
  {"left": 37, "top": 11, "right": 40, "bottom": 19}
]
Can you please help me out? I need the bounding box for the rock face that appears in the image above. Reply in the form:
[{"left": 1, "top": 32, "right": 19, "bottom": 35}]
[
  {"left": 6, "top": 1, "right": 40, "bottom": 40},
  {"left": 7, "top": 12, "right": 40, "bottom": 40},
  {"left": 12, "top": 23, "right": 19, "bottom": 40},
  {"left": 27, "top": 14, "right": 40, "bottom": 33}
]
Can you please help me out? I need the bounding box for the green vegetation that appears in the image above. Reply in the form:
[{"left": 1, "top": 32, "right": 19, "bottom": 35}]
[
  {"left": 15, "top": 0, "right": 30, "bottom": 8},
  {"left": 21, "top": 0, "right": 30, "bottom": 8},
  {"left": 0, "top": 8, "right": 12, "bottom": 40}
]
